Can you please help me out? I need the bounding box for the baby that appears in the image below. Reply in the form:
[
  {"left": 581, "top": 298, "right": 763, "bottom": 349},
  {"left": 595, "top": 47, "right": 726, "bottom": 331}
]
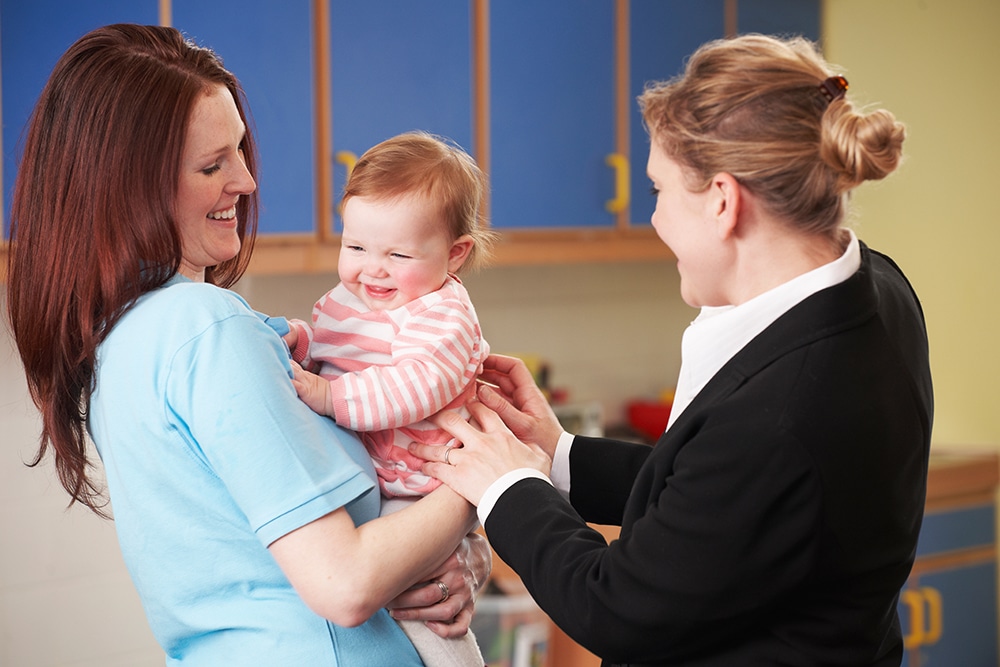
[{"left": 284, "top": 131, "right": 496, "bottom": 667}]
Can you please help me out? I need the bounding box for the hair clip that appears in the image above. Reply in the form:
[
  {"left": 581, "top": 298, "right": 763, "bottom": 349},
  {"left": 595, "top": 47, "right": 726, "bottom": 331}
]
[{"left": 819, "top": 75, "right": 849, "bottom": 104}]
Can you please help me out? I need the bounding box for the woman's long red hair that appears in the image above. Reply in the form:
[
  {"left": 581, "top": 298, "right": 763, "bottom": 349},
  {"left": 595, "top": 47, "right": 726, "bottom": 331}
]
[{"left": 5, "top": 24, "right": 259, "bottom": 515}]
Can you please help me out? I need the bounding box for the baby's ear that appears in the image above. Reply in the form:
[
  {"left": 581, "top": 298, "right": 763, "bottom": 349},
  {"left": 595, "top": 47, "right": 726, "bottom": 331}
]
[{"left": 448, "top": 235, "right": 475, "bottom": 272}]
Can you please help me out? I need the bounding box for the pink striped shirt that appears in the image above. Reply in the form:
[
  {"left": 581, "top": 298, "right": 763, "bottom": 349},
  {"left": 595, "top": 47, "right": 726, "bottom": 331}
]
[{"left": 289, "top": 275, "right": 488, "bottom": 496}]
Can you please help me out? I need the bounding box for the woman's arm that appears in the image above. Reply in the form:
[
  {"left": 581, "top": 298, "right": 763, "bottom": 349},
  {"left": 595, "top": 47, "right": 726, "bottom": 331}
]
[
  {"left": 200, "top": 300, "right": 482, "bottom": 630},
  {"left": 268, "top": 484, "right": 478, "bottom": 627},
  {"left": 387, "top": 531, "right": 492, "bottom": 637}
]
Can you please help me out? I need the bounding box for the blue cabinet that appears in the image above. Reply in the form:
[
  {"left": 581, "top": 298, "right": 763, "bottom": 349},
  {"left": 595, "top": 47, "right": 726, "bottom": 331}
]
[
  {"left": 628, "top": 1, "right": 726, "bottom": 227},
  {"left": 1, "top": 0, "right": 822, "bottom": 263},
  {"left": 174, "top": 0, "right": 315, "bottom": 236},
  {"left": 328, "top": 1, "right": 473, "bottom": 233},
  {"left": 0, "top": 0, "right": 315, "bottom": 237},
  {"left": 487, "top": 2, "right": 726, "bottom": 231},
  {"left": 488, "top": 0, "right": 819, "bottom": 231},
  {"left": 628, "top": 0, "right": 820, "bottom": 227},
  {"left": 1, "top": 0, "right": 158, "bottom": 239},
  {"left": 488, "top": 2, "right": 616, "bottom": 231},
  {"left": 737, "top": 0, "right": 821, "bottom": 41},
  {"left": 901, "top": 453, "right": 999, "bottom": 666}
]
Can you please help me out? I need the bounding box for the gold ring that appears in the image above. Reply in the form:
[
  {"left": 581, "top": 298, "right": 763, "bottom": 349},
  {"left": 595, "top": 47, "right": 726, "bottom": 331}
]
[
  {"left": 435, "top": 580, "right": 450, "bottom": 603},
  {"left": 444, "top": 447, "right": 453, "bottom": 465}
]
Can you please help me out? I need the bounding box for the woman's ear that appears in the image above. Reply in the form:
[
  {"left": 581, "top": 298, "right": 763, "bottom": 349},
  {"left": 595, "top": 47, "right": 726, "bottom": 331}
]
[
  {"left": 710, "top": 172, "right": 742, "bottom": 240},
  {"left": 447, "top": 235, "right": 475, "bottom": 273}
]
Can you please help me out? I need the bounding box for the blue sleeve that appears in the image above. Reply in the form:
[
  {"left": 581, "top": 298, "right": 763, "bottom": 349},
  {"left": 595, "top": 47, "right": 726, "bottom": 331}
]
[
  {"left": 255, "top": 311, "right": 292, "bottom": 338},
  {"left": 165, "top": 307, "right": 378, "bottom": 546}
]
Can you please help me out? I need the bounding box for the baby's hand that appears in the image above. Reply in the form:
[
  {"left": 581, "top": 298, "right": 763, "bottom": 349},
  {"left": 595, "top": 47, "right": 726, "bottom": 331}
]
[
  {"left": 289, "top": 361, "right": 332, "bottom": 416},
  {"left": 282, "top": 327, "right": 299, "bottom": 353}
]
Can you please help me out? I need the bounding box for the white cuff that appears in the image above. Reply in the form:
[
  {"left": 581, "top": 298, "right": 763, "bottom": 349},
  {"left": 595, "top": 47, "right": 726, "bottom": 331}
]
[
  {"left": 477, "top": 469, "right": 552, "bottom": 525},
  {"left": 549, "top": 431, "right": 575, "bottom": 496}
]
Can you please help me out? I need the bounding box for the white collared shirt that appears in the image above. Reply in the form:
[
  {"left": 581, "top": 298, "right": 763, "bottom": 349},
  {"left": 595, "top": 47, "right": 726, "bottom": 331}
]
[
  {"left": 667, "top": 229, "right": 860, "bottom": 429},
  {"left": 478, "top": 231, "right": 862, "bottom": 525}
]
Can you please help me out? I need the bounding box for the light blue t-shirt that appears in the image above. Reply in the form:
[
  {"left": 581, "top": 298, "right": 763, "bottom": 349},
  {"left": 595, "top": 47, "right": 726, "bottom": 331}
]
[{"left": 89, "top": 275, "right": 424, "bottom": 666}]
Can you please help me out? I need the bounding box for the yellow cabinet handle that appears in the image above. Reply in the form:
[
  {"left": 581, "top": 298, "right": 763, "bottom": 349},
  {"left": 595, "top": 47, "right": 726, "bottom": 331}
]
[
  {"left": 901, "top": 586, "right": 943, "bottom": 649},
  {"left": 334, "top": 151, "right": 358, "bottom": 218},
  {"left": 335, "top": 150, "right": 358, "bottom": 179},
  {"left": 605, "top": 153, "right": 629, "bottom": 214},
  {"left": 923, "top": 587, "right": 943, "bottom": 644}
]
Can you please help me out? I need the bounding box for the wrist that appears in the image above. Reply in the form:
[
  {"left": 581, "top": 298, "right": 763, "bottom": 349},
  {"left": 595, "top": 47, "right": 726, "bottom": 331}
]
[{"left": 289, "top": 322, "right": 311, "bottom": 363}]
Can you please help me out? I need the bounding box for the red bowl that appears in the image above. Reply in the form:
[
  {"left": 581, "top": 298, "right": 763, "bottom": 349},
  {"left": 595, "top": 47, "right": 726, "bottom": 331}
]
[{"left": 626, "top": 401, "right": 673, "bottom": 442}]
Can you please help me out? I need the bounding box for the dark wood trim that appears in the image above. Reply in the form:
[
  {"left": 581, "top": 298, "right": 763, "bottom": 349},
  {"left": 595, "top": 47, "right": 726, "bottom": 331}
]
[
  {"left": 909, "top": 545, "right": 997, "bottom": 577},
  {"left": 613, "top": 0, "right": 630, "bottom": 230},
  {"left": 313, "top": 0, "right": 334, "bottom": 241}
]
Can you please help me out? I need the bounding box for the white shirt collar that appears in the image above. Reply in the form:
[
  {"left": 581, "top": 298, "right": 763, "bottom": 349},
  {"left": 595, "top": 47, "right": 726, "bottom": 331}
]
[{"left": 666, "top": 230, "right": 861, "bottom": 430}]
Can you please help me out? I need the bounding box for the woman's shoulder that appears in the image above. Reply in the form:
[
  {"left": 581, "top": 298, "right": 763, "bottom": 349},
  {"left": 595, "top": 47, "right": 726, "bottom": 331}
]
[
  {"left": 122, "top": 279, "right": 259, "bottom": 343},
  {"left": 146, "top": 278, "right": 251, "bottom": 317}
]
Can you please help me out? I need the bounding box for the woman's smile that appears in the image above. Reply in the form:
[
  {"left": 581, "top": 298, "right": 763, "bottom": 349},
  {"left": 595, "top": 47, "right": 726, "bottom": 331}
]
[{"left": 208, "top": 204, "right": 238, "bottom": 221}]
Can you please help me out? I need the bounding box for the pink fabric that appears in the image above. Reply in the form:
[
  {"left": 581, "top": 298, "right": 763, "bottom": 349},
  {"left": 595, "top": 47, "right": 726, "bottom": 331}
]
[{"left": 291, "top": 275, "right": 488, "bottom": 496}]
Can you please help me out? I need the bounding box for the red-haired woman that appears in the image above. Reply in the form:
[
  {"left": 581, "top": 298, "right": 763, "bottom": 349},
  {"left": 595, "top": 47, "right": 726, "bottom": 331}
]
[{"left": 6, "top": 24, "right": 488, "bottom": 666}]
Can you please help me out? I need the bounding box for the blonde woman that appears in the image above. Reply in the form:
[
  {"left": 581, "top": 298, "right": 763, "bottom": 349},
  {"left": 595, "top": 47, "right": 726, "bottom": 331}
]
[{"left": 413, "top": 34, "right": 932, "bottom": 666}]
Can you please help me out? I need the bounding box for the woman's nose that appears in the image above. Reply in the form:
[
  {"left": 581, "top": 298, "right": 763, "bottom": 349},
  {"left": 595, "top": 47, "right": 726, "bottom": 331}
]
[{"left": 229, "top": 153, "right": 256, "bottom": 195}]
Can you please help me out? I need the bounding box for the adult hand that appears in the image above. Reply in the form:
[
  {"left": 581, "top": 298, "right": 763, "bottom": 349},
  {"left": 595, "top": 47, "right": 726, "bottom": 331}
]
[
  {"left": 476, "top": 354, "right": 565, "bottom": 459},
  {"left": 387, "top": 532, "right": 492, "bottom": 637},
  {"left": 414, "top": 401, "right": 552, "bottom": 506},
  {"left": 289, "top": 361, "right": 332, "bottom": 416}
]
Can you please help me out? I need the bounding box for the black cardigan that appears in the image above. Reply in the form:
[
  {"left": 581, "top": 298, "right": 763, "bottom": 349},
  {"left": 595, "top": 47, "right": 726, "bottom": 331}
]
[{"left": 484, "top": 244, "right": 933, "bottom": 666}]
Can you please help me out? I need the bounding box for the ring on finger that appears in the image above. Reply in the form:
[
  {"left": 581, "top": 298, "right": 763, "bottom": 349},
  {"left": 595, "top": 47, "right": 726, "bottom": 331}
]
[
  {"left": 444, "top": 447, "right": 453, "bottom": 465},
  {"left": 435, "top": 580, "right": 450, "bottom": 603}
]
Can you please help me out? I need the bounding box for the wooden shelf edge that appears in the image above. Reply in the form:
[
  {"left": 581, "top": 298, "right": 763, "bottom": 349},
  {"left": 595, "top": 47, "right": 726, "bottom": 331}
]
[
  {"left": 1, "top": 232, "right": 675, "bottom": 284},
  {"left": 246, "top": 230, "right": 674, "bottom": 276}
]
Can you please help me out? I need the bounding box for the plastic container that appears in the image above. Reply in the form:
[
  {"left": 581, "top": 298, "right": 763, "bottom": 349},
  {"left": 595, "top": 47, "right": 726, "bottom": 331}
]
[{"left": 470, "top": 594, "right": 550, "bottom": 667}]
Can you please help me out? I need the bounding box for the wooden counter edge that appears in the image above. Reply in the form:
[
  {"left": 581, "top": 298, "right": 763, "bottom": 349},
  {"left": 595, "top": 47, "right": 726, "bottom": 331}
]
[{"left": 926, "top": 450, "right": 1000, "bottom": 511}]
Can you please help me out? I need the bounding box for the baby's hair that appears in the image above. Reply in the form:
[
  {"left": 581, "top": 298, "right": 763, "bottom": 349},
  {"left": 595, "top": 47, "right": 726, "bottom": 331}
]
[
  {"left": 639, "top": 34, "right": 905, "bottom": 237},
  {"left": 342, "top": 131, "right": 498, "bottom": 272}
]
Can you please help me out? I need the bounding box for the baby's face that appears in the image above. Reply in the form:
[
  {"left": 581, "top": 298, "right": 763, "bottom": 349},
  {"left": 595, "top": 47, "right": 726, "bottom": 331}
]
[{"left": 338, "top": 194, "right": 455, "bottom": 311}]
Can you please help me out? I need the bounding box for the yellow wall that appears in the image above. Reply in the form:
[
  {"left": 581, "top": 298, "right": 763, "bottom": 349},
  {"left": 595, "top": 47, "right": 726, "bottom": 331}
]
[{"left": 824, "top": 0, "right": 1000, "bottom": 448}]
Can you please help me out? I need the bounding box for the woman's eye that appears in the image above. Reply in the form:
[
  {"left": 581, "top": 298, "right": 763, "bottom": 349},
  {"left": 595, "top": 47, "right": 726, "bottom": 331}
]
[
  {"left": 202, "top": 164, "right": 222, "bottom": 176},
  {"left": 649, "top": 185, "right": 660, "bottom": 196}
]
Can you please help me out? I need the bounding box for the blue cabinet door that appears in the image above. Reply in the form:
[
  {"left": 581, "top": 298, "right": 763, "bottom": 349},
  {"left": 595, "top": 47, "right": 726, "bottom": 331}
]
[
  {"left": 1, "top": 0, "right": 159, "bottom": 239},
  {"left": 900, "top": 563, "right": 999, "bottom": 666},
  {"left": 0, "top": 0, "right": 315, "bottom": 237},
  {"left": 627, "top": 0, "right": 819, "bottom": 228},
  {"left": 628, "top": 1, "right": 725, "bottom": 228},
  {"left": 329, "top": 0, "right": 473, "bottom": 232},
  {"left": 174, "top": 0, "right": 315, "bottom": 236},
  {"left": 900, "top": 502, "right": 998, "bottom": 665},
  {"left": 488, "top": 1, "right": 616, "bottom": 230},
  {"left": 736, "top": 0, "right": 821, "bottom": 42}
]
